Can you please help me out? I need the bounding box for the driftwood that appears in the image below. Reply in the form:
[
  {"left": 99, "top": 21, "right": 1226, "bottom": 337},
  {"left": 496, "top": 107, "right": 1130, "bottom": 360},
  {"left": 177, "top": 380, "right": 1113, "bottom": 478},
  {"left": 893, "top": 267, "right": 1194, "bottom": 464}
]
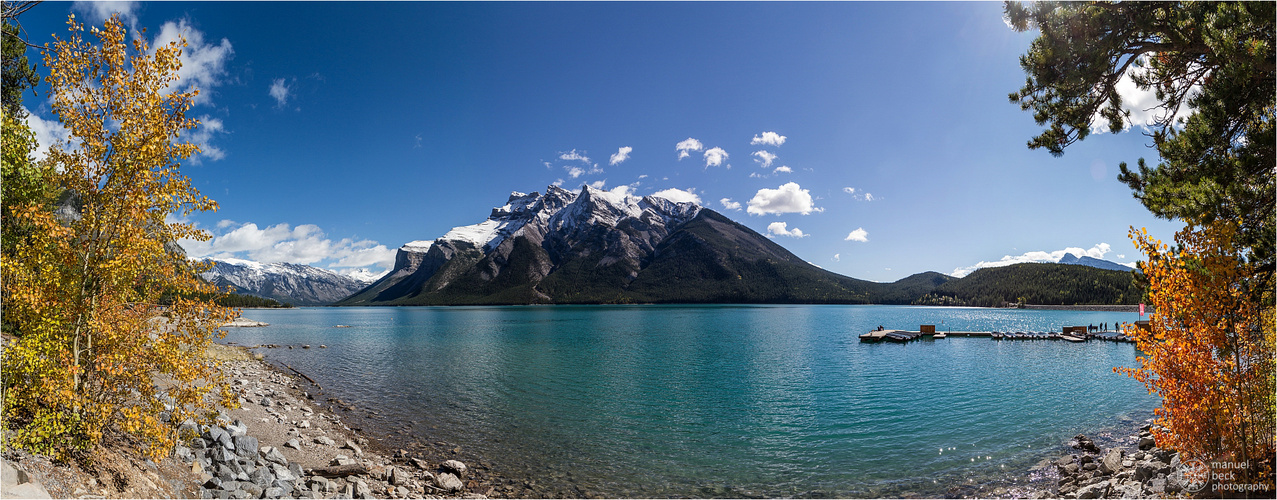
[
  {"left": 284, "top": 363, "right": 319, "bottom": 387},
  {"left": 307, "top": 464, "right": 369, "bottom": 478}
]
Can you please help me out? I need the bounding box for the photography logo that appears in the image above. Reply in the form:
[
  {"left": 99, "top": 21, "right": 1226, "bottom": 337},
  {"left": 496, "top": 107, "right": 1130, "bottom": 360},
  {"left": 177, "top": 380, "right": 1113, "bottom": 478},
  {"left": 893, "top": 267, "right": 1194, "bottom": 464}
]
[{"left": 1172, "top": 458, "right": 1210, "bottom": 493}]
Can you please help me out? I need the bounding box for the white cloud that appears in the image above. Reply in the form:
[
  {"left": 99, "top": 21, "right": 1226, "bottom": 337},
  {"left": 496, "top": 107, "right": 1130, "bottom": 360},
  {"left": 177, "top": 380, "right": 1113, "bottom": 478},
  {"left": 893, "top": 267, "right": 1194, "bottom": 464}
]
[
  {"left": 747, "top": 182, "right": 822, "bottom": 215},
  {"left": 73, "top": 1, "right": 139, "bottom": 26},
  {"left": 552, "top": 178, "right": 565, "bottom": 187},
  {"left": 188, "top": 115, "right": 227, "bottom": 164},
  {"left": 844, "top": 227, "right": 869, "bottom": 242},
  {"left": 150, "top": 20, "right": 234, "bottom": 106},
  {"left": 752, "top": 150, "right": 777, "bottom": 168},
  {"left": 651, "top": 187, "right": 701, "bottom": 205},
  {"left": 949, "top": 243, "right": 1128, "bottom": 278},
  {"left": 843, "top": 186, "right": 876, "bottom": 201},
  {"left": 750, "top": 131, "right": 786, "bottom": 147},
  {"left": 609, "top": 146, "right": 632, "bottom": 165},
  {"left": 1091, "top": 59, "right": 1198, "bottom": 134},
  {"left": 773, "top": 166, "right": 792, "bottom": 174},
  {"left": 719, "top": 198, "right": 742, "bottom": 211},
  {"left": 675, "top": 137, "right": 703, "bottom": 160},
  {"left": 566, "top": 166, "right": 585, "bottom": 178},
  {"left": 22, "top": 108, "right": 72, "bottom": 162},
  {"left": 180, "top": 221, "right": 396, "bottom": 273},
  {"left": 832, "top": 253, "right": 841, "bottom": 262},
  {"left": 767, "top": 222, "right": 809, "bottom": 238},
  {"left": 589, "top": 179, "right": 607, "bottom": 189},
  {"left": 559, "top": 149, "right": 591, "bottom": 163},
  {"left": 703, "top": 147, "right": 729, "bottom": 168},
  {"left": 269, "top": 78, "right": 291, "bottom": 107}
]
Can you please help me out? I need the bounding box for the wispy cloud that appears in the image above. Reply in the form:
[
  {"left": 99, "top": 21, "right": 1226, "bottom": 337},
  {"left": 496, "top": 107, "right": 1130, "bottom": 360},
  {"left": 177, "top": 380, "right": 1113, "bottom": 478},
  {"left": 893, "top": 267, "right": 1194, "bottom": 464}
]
[
  {"left": 560, "top": 149, "right": 591, "bottom": 163},
  {"left": 747, "top": 182, "right": 822, "bottom": 215},
  {"left": 842, "top": 186, "right": 876, "bottom": 201},
  {"left": 767, "top": 221, "right": 809, "bottom": 238},
  {"left": 676, "top": 137, "right": 703, "bottom": 160},
  {"left": 566, "top": 166, "right": 585, "bottom": 178},
  {"left": 189, "top": 115, "right": 227, "bottom": 164},
  {"left": 832, "top": 253, "right": 841, "bottom": 262},
  {"left": 949, "top": 243, "right": 1128, "bottom": 277},
  {"left": 773, "top": 166, "right": 792, "bottom": 174},
  {"left": 750, "top": 131, "right": 786, "bottom": 147},
  {"left": 752, "top": 150, "right": 777, "bottom": 168},
  {"left": 719, "top": 198, "right": 742, "bottom": 211},
  {"left": 703, "top": 147, "right": 729, "bottom": 169},
  {"left": 269, "top": 78, "right": 292, "bottom": 107},
  {"left": 844, "top": 227, "right": 869, "bottom": 242},
  {"left": 609, "top": 146, "right": 632, "bottom": 165}
]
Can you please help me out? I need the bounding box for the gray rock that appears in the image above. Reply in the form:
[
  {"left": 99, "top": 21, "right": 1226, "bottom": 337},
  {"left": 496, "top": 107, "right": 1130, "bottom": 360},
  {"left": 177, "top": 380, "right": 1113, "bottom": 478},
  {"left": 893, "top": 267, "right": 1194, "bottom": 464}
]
[
  {"left": 314, "top": 436, "right": 336, "bottom": 446},
  {"left": 233, "top": 435, "right": 259, "bottom": 457},
  {"left": 308, "top": 477, "right": 337, "bottom": 493},
  {"left": 436, "top": 472, "right": 464, "bottom": 493},
  {"left": 284, "top": 438, "right": 301, "bottom": 450},
  {"left": 226, "top": 420, "right": 249, "bottom": 437},
  {"left": 1072, "top": 434, "right": 1101, "bottom": 454},
  {"left": 191, "top": 437, "right": 208, "bottom": 450},
  {"left": 1137, "top": 436, "right": 1155, "bottom": 450},
  {"left": 261, "top": 446, "right": 288, "bottom": 465},
  {"left": 389, "top": 467, "right": 411, "bottom": 486},
  {"left": 353, "top": 479, "right": 373, "bottom": 499},
  {"left": 263, "top": 486, "right": 285, "bottom": 499},
  {"left": 271, "top": 463, "right": 297, "bottom": 482},
  {"left": 1148, "top": 477, "right": 1167, "bottom": 494},
  {"left": 271, "top": 479, "right": 295, "bottom": 496},
  {"left": 1062, "top": 463, "right": 1080, "bottom": 475},
  {"left": 204, "top": 476, "right": 224, "bottom": 489},
  {"left": 1, "top": 462, "right": 51, "bottom": 500},
  {"left": 1099, "top": 448, "right": 1123, "bottom": 475},
  {"left": 442, "top": 460, "right": 468, "bottom": 475},
  {"left": 343, "top": 440, "right": 363, "bottom": 457},
  {"left": 1115, "top": 480, "right": 1143, "bottom": 498},
  {"left": 250, "top": 467, "right": 275, "bottom": 488},
  {"left": 240, "top": 483, "right": 263, "bottom": 499},
  {"left": 288, "top": 462, "right": 304, "bottom": 481},
  {"left": 217, "top": 480, "right": 241, "bottom": 491},
  {"left": 260, "top": 397, "right": 274, "bottom": 407},
  {"left": 1075, "top": 481, "right": 1108, "bottom": 499},
  {"left": 175, "top": 446, "right": 195, "bottom": 463},
  {"left": 1082, "top": 462, "right": 1098, "bottom": 471},
  {"left": 206, "top": 427, "right": 230, "bottom": 446},
  {"left": 1134, "top": 460, "right": 1156, "bottom": 481}
]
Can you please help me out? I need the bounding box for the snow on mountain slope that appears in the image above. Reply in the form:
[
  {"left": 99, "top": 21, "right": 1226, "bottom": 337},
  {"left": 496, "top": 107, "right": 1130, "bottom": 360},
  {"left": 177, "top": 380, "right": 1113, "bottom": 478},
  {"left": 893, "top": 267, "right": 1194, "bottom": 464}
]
[{"left": 202, "top": 259, "right": 377, "bottom": 305}]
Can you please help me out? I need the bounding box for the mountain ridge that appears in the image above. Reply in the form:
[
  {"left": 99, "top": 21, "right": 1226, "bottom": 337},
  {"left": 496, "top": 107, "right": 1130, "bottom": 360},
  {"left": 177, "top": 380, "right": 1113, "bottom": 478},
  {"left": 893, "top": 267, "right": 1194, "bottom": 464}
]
[{"left": 202, "top": 258, "right": 379, "bottom": 306}]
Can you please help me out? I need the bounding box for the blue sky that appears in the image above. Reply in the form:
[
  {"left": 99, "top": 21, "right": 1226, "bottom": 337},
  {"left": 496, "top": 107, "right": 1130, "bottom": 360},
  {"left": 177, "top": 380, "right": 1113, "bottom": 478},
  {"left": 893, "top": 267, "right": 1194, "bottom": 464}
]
[{"left": 19, "top": 1, "right": 1184, "bottom": 282}]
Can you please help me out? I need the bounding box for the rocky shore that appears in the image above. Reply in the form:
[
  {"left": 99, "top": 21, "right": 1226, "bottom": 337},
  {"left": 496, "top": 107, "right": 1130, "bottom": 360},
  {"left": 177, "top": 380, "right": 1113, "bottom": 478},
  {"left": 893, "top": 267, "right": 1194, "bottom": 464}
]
[
  {"left": 2, "top": 342, "right": 494, "bottom": 499},
  {"left": 1029, "top": 428, "right": 1188, "bottom": 498}
]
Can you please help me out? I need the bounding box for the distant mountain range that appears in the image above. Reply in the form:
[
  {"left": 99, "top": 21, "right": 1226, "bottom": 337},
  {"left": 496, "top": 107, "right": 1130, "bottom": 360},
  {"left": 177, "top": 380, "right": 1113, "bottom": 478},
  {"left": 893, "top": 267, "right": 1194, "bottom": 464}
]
[
  {"left": 205, "top": 186, "right": 1141, "bottom": 308},
  {"left": 337, "top": 185, "right": 954, "bottom": 306},
  {"left": 1056, "top": 253, "right": 1134, "bottom": 272},
  {"left": 202, "top": 258, "right": 379, "bottom": 306}
]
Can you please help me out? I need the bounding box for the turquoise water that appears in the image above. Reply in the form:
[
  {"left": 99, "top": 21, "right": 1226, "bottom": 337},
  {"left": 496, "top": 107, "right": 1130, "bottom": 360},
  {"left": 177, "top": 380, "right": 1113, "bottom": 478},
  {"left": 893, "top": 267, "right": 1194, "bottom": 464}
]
[{"left": 221, "top": 305, "right": 1157, "bottom": 497}]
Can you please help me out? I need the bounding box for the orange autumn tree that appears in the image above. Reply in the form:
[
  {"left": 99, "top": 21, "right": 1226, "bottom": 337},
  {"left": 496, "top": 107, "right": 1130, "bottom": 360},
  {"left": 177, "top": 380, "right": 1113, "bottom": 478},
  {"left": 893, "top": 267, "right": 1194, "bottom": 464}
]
[
  {"left": 1119, "top": 223, "right": 1276, "bottom": 483},
  {"left": 1, "top": 14, "right": 237, "bottom": 460}
]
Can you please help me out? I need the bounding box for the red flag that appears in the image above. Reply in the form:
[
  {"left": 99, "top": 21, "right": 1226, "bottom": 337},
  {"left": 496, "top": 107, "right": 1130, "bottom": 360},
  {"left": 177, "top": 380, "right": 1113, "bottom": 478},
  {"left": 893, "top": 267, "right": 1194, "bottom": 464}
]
[{"left": 1139, "top": 303, "right": 1145, "bottom": 317}]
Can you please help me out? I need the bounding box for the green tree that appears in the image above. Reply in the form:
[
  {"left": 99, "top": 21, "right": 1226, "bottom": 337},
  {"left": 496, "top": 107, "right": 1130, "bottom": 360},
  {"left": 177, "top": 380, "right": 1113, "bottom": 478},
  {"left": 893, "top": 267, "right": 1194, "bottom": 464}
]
[
  {"left": 2, "top": 1, "right": 41, "bottom": 117},
  {"left": 1005, "top": 1, "right": 1275, "bottom": 280}
]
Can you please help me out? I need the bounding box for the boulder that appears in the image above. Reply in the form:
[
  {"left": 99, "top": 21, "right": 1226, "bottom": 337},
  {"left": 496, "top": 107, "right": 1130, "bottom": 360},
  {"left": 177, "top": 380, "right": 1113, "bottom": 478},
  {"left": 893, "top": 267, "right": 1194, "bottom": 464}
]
[
  {"left": 436, "top": 472, "right": 464, "bottom": 493},
  {"left": 1137, "top": 436, "right": 1155, "bottom": 450},
  {"left": 249, "top": 467, "right": 275, "bottom": 488},
  {"left": 442, "top": 460, "right": 468, "bottom": 475},
  {"left": 261, "top": 446, "right": 288, "bottom": 465},
  {"left": 233, "top": 435, "right": 259, "bottom": 458},
  {"left": 284, "top": 438, "right": 301, "bottom": 450},
  {"left": 1099, "top": 448, "right": 1123, "bottom": 475},
  {"left": 354, "top": 479, "right": 373, "bottom": 499},
  {"left": 226, "top": 420, "right": 249, "bottom": 437},
  {"left": 1075, "top": 481, "right": 1108, "bottom": 499},
  {"left": 1072, "top": 434, "right": 1101, "bottom": 454},
  {"left": 270, "top": 463, "right": 296, "bottom": 482},
  {"left": 263, "top": 486, "right": 285, "bottom": 499},
  {"left": 343, "top": 440, "right": 363, "bottom": 457},
  {"left": 314, "top": 436, "right": 336, "bottom": 446}
]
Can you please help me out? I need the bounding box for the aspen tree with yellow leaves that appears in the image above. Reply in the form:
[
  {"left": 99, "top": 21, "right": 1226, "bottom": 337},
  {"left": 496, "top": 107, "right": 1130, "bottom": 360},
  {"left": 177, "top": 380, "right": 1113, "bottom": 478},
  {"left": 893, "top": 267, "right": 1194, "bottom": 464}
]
[
  {"left": 1, "top": 13, "right": 238, "bottom": 461},
  {"left": 1119, "top": 223, "right": 1276, "bottom": 485}
]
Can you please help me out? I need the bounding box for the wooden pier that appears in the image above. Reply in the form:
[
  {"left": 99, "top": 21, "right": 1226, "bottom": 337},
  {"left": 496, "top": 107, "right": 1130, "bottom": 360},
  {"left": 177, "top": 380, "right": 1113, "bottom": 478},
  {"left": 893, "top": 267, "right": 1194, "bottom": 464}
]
[{"left": 860, "top": 324, "right": 1134, "bottom": 344}]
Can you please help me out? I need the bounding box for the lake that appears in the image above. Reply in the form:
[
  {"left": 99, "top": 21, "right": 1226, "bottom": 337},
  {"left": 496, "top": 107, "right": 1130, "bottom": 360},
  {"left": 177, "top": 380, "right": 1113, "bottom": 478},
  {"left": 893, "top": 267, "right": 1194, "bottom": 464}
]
[{"left": 220, "top": 305, "right": 1157, "bottom": 497}]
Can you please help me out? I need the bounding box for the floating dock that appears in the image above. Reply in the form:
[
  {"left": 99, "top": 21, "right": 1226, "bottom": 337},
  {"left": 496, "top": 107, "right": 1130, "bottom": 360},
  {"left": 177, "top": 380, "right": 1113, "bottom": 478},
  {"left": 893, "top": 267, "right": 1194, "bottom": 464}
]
[{"left": 860, "top": 325, "right": 1134, "bottom": 344}]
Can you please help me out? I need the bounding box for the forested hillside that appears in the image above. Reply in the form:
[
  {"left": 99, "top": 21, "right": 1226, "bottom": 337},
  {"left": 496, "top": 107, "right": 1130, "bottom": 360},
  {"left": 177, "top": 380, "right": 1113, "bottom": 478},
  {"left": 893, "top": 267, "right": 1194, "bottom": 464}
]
[{"left": 914, "top": 263, "right": 1142, "bottom": 307}]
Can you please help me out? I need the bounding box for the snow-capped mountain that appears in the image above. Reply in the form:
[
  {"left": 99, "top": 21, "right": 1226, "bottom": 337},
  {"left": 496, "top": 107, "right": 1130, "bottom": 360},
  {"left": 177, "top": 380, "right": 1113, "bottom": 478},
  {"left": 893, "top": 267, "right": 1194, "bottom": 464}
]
[
  {"left": 1056, "top": 253, "right": 1136, "bottom": 272},
  {"left": 203, "top": 258, "right": 382, "bottom": 306},
  {"left": 340, "top": 185, "right": 941, "bottom": 306}
]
